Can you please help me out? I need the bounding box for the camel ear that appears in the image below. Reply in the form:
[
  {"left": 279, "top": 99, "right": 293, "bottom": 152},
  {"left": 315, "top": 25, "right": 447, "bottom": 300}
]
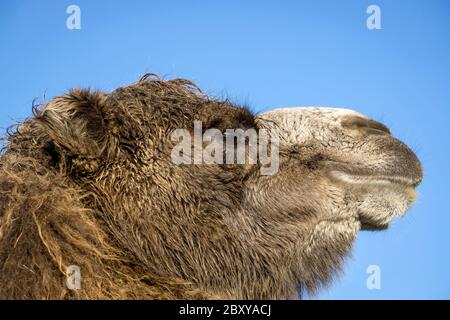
[{"left": 36, "top": 88, "right": 109, "bottom": 174}]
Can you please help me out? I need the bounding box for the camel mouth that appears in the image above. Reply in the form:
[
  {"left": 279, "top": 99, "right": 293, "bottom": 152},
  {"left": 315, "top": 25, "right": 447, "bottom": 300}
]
[
  {"left": 329, "top": 171, "right": 421, "bottom": 188},
  {"left": 323, "top": 150, "right": 423, "bottom": 188}
]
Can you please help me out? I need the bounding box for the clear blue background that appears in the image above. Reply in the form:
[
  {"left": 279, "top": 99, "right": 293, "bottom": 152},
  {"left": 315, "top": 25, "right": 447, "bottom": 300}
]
[{"left": 1, "top": 0, "right": 449, "bottom": 299}]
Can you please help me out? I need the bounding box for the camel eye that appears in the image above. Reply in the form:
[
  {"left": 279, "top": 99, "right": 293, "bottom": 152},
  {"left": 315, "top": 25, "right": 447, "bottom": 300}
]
[
  {"left": 239, "top": 118, "right": 254, "bottom": 128},
  {"left": 206, "top": 118, "right": 224, "bottom": 130},
  {"left": 42, "top": 141, "right": 60, "bottom": 167},
  {"left": 235, "top": 111, "right": 256, "bottom": 129}
]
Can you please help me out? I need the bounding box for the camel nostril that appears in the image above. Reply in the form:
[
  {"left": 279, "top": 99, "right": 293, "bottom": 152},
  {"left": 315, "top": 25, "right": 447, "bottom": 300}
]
[
  {"left": 341, "top": 116, "right": 391, "bottom": 135},
  {"left": 367, "top": 119, "right": 391, "bottom": 135}
]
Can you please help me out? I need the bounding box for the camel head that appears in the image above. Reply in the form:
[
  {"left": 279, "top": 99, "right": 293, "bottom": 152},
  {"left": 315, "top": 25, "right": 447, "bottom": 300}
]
[{"left": 0, "top": 75, "right": 423, "bottom": 299}]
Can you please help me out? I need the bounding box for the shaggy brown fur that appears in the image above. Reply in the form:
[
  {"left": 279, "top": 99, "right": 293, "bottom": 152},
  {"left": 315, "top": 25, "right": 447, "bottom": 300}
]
[{"left": 0, "top": 74, "right": 422, "bottom": 299}]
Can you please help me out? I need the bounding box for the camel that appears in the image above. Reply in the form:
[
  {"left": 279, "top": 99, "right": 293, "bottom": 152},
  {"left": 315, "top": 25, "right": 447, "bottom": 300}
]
[{"left": 0, "top": 74, "right": 423, "bottom": 299}]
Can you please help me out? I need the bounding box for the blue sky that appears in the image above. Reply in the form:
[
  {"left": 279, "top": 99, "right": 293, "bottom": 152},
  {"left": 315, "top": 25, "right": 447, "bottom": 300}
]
[{"left": 1, "top": 0, "right": 449, "bottom": 299}]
